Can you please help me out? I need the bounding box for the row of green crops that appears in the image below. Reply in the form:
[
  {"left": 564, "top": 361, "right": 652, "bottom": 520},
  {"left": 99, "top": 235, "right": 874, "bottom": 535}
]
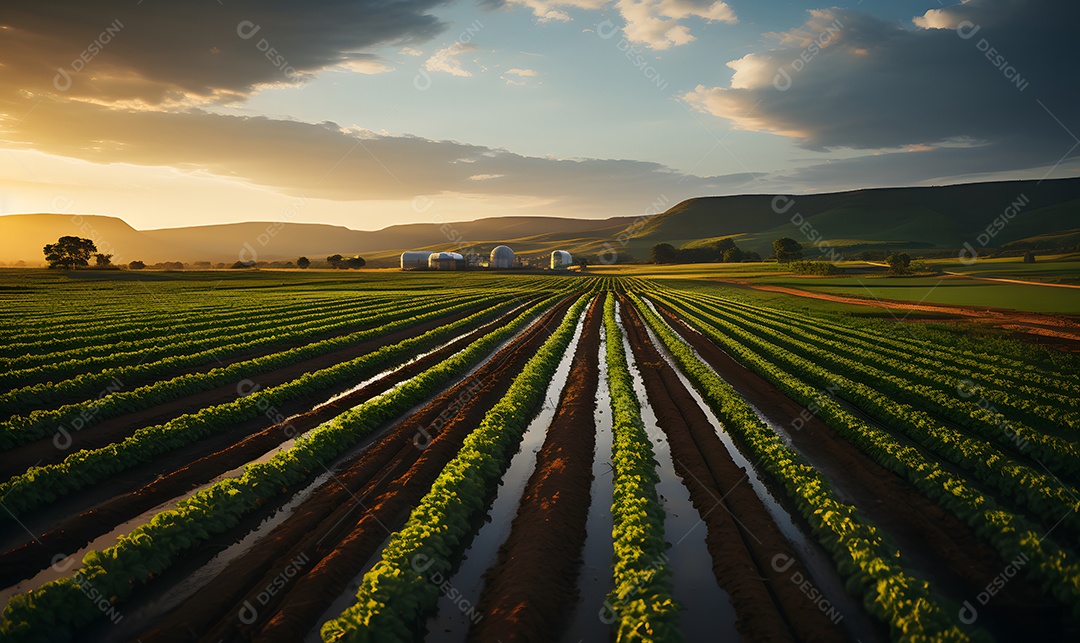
[
  {"left": 689, "top": 292, "right": 1080, "bottom": 443},
  {"left": 319, "top": 294, "right": 590, "bottom": 642},
  {"left": 647, "top": 291, "right": 1080, "bottom": 622},
  {"left": 711, "top": 295, "right": 1080, "bottom": 408},
  {"left": 630, "top": 292, "right": 979, "bottom": 641},
  {"left": 0, "top": 299, "right": 534, "bottom": 516},
  {"left": 0, "top": 295, "right": 564, "bottom": 643},
  {"left": 0, "top": 292, "right": 385, "bottom": 357},
  {"left": 655, "top": 292, "right": 1080, "bottom": 542},
  {"left": 601, "top": 293, "right": 682, "bottom": 643},
  {"left": 0, "top": 295, "right": 481, "bottom": 416},
  {"left": 0, "top": 294, "right": 406, "bottom": 386},
  {"left": 0, "top": 295, "right": 506, "bottom": 450},
  {"left": 0, "top": 272, "right": 581, "bottom": 356},
  {"left": 640, "top": 277, "right": 1078, "bottom": 390},
  {"left": 4, "top": 281, "right": 557, "bottom": 371},
  {"left": 0, "top": 291, "right": 376, "bottom": 355}
]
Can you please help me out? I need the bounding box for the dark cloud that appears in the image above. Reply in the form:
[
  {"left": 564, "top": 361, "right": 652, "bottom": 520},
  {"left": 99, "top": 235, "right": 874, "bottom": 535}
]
[
  {"left": 685, "top": 0, "right": 1079, "bottom": 183},
  {"left": 1, "top": 96, "right": 750, "bottom": 212},
  {"left": 0, "top": 0, "right": 449, "bottom": 103}
]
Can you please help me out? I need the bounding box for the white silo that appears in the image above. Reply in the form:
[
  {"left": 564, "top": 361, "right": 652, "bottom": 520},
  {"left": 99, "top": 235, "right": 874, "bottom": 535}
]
[
  {"left": 401, "top": 251, "right": 431, "bottom": 270},
  {"left": 490, "top": 245, "right": 516, "bottom": 269},
  {"left": 428, "top": 252, "right": 465, "bottom": 270},
  {"left": 551, "top": 250, "right": 573, "bottom": 270}
]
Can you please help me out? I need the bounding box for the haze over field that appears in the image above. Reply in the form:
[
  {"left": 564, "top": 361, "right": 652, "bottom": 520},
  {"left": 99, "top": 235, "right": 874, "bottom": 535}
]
[
  {"left": 1, "top": 0, "right": 1077, "bottom": 237},
  {"left": 1, "top": 178, "right": 1078, "bottom": 265}
]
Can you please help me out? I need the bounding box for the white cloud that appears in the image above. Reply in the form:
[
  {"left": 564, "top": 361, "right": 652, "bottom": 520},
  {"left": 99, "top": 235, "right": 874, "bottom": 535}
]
[
  {"left": 424, "top": 42, "right": 480, "bottom": 77},
  {"left": 499, "top": 0, "right": 734, "bottom": 49},
  {"left": 399, "top": 46, "right": 425, "bottom": 56},
  {"left": 616, "top": 0, "right": 736, "bottom": 49},
  {"left": 500, "top": 68, "right": 539, "bottom": 85},
  {"left": 337, "top": 58, "right": 395, "bottom": 75},
  {"left": 502, "top": 0, "right": 607, "bottom": 23}
]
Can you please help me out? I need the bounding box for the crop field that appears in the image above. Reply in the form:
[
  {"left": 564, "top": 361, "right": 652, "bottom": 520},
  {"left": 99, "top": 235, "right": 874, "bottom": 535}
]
[{"left": 1, "top": 269, "right": 1078, "bottom": 642}]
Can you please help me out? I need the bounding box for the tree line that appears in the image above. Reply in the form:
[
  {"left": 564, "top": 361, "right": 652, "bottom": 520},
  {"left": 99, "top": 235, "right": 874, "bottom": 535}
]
[{"left": 41, "top": 236, "right": 365, "bottom": 270}]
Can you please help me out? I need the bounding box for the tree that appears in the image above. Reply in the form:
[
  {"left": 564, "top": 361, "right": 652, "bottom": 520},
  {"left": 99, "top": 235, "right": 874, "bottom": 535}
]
[
  {"left": 578, "top": 257, "right": 589, "bottom": 270},
  {"left": 1023, "top": 251, "right": 1036, "bottom": 264},
  {"left": 43, "top": 236, "right": 96, "bottom": 269},
  {"left": 93, "top": 253, "right": 113, "bottom": 268},
  {"left": 128, "top": 260, "right": 146, "bottom": 270},
  {"left": 885, "top": 252, "right": 912, "bottom": 275},
  {"left": 297, "top": 256, "right": 311, "bottom": 269},
  {"left": 326, "top": 254, "right": 344, "bottom": 269},
  {"left": 743, "top": 251, "right": 762, "bottom": 262},
  {"left": 650, "top": 243, "right": 679, "bottom": 264},
  {"left": 722, "top": 247, "right": 745, "bottom": 263},
  {"left": 344, "top": 256, "right": 366, "bottom": 269},
  {"left": 773, "top": 237, "right": 803, "bottom": 263},
  {"left": 715, "top": 238, "right": 737, "bottom": 253}
]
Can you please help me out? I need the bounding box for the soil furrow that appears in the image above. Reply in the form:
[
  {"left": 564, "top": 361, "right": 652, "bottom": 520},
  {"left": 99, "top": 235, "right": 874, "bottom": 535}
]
[
  {"left": 131, "top": 296, "right": 575, "bottom": 643},
  {"left": 651, "top": 297, "right": 1058, "bottom": 639},
  {"left": 465, "top": 294, "right": 602, "bottom": 643},
  {"left": 620, "top": 295, "right": 845, "bottom": 642},
  {"left": 0, "top": 303, "right": 490, "bottom": 480},
  {"left": 0, "top": 300, "right": 532, "bottom": 587}
]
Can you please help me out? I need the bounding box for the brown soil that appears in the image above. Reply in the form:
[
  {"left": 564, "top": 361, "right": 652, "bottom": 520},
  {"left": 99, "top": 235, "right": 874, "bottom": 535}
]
[
  {"left": 134, "top": 295, "right": 577, "bottom": 643},
  {"left": 466, "top": 295, "right": 603, "bottom": 643},
  {"left": 620, "top": 295, "right": 844, "bottom": 642},
  {"left": 0, "top": 301, "right": 533, "bottom": 587},
  {"left": 739, "top": 281, "right": 1080, "bottom": 348},
  {"left": 651, "top": 298, "right": 1061, "bottom": 639},
  {"left": 0, "top": 303, "right": 491, "bottom": 480}
]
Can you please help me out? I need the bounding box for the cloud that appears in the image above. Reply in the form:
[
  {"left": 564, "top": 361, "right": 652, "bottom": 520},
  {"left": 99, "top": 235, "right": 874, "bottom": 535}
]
[
  {"left": 0, "top": 0, "right": 449, "bottom": 105},
  {"left": 336, "top": 54, "right": 395, "bottom": 75},
  {"left": 494, "top": 0, "right": 608, "bottom": 23},
  {"left": 615, "top": 0, "right": 736, "bottom": 49},
  {"left": 424, "top": 42, "right": 480, "bottom": 77},
  {"left": 683, "top": 0, "right": 1080, "bottom": 185},
  {"left": 500, "top": 68, "right": 539, "bottom": 85},
  {"left": 493, "top": 0, "right": 733, "bottom": 48},
  {"left": 0, "top": 96, "right": 753, "bottom": 214}
]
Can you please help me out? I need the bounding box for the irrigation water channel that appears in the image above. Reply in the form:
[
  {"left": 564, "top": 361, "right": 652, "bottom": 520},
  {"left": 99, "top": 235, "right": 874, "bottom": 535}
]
[
  {"left": 0, "top": 303, "right": 550, "bottom": 636},
  {"left": 639, "top": 298, "right": 881, "bottom": 642},
  {"left": 559, "top": 329, "right": 615, "bottom": 643},
  {"left": 421, "top": 306, "right": 589, "bottom": 641},
  {"left": 648, "top": 294, "right": 1057, "bottom": 639},
  {"left": 615, "top": 301, "right": 737, "bottom": 640},
  {"left": 300, "top": 304, "right": 575, "bottom": 641}
]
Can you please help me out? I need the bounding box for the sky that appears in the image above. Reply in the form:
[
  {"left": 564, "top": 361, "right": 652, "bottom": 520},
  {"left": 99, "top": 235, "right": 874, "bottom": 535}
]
[{"left": 0, "top": 0, "right": 1076, "bottom": 231}]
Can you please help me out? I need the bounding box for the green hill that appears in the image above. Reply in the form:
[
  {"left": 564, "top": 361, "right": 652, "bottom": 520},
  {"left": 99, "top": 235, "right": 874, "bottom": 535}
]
[
  {"left": 628, "top": 177, "right": 1080, "bottom": 258},
  {"left": 2, "top": 177, "right": 1076, "bottom": 266}
]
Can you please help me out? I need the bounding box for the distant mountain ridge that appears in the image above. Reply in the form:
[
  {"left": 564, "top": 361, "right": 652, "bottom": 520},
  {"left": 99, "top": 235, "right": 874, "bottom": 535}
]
[{"left": 1, "top": 177, "right": 1077, "bottom": 265}]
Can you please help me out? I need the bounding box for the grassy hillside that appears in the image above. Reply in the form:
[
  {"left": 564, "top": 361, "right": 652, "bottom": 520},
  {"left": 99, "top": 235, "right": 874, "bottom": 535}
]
[
  {"left": 2, "top": 177, "right": 1076, "bottom": 265},
  {"left": 638, "top": 177, "right": 1080, "bottom": 257}
]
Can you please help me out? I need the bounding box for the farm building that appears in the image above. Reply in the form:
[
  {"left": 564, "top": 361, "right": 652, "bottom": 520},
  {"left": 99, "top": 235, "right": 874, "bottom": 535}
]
[
  {"left": 551, "top": 250, "right": 573, "bottom": 270},
  {"left": 490, "top": 245, "right": 516, "bottom": 269},
  {"left": 400, "top": 251, "right": 430, "bottom": 270},
  {"left": 428, "top": 251, "right": 465, "bottom": 270}
]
